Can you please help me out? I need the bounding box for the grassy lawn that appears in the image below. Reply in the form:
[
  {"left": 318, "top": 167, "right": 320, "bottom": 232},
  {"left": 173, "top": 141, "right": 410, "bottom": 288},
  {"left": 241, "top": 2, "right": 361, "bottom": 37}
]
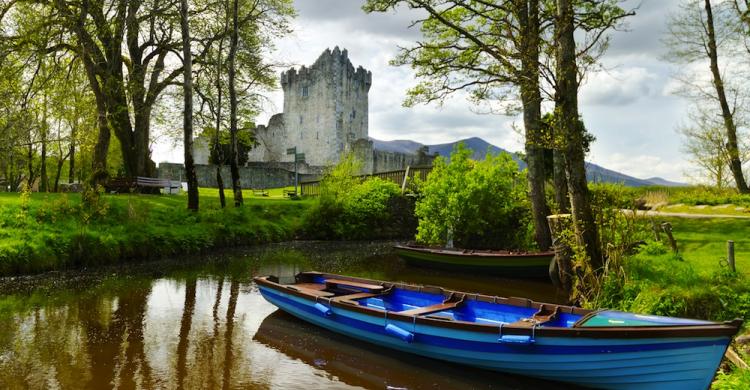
[
  {"left": 199, "top": 186, "right": 301, "bottom": 200},
  {"left": 662, "top": 217, "right": 750, "bottom": 277},
  {"left": 0, "top": 188, "right": 313, "bottom": 276}
]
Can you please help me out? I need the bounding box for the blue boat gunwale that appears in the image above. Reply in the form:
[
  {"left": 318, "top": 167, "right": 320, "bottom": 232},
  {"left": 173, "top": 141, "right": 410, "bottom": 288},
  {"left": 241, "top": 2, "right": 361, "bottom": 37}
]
[{"left": 254, "top": 271, "right": 743, "bottom": 339}]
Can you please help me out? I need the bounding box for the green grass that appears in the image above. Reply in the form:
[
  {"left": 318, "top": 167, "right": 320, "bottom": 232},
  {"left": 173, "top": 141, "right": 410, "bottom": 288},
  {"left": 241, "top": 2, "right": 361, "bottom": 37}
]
[
  {"left": 198, "top": 186, "right": 299, "bottom": 199},
  {"left": 0, "top": 188, "right": 313, "bottom": 276},
  {"left": 663, "top": 217, "right": 750, "bottom": 277}
]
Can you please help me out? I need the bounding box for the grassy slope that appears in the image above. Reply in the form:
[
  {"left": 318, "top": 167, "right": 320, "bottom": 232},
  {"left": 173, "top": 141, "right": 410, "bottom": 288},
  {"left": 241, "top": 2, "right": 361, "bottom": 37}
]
[
  {"left": 0, "top": 189, "right": 312, "bottom": 276},
  {"left": 664, "top": 217, "right": 750, "bottom": 277}
]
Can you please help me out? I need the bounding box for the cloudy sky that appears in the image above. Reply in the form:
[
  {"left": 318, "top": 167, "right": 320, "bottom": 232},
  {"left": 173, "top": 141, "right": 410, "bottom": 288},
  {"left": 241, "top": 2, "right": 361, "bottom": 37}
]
[{"left": 159, "top": 0, "right": 697, "bottom": 181}]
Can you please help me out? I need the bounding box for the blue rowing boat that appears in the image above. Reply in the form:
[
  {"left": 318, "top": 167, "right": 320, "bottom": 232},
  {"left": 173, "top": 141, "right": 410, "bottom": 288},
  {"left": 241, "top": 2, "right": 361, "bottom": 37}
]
[{"left": 255, "top": 272, "right": 742, "bottom": 389}]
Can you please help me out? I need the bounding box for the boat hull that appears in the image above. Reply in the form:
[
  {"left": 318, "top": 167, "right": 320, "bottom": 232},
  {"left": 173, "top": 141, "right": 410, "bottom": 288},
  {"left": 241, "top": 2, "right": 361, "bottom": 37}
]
[
  {"left": 258, "top": 282, "right": 733, "bottom": 390},
  {"left": 394, "top": 245, "right": 553, "bottom": 278}
]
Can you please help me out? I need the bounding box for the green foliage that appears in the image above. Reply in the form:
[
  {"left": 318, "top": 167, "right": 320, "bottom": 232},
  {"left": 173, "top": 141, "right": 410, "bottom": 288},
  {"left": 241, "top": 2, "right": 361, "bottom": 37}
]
[
  {"left": 414, "top": 143, "right": 532, "bottom": 249},
  {"left": 0, "top": 191, "right": 308, "bottom": 276},
  {"left": 201, "top": 126, "right": 257, "bottom": 166},
  {"left": 589, "top": 240, "right": 750, "bottom": 323},
  {"left": 713, "top": 365, "right": 750, "bottom": 390},
  {"left": 301, "top": 155, "right": 416, "bottom": 240}
]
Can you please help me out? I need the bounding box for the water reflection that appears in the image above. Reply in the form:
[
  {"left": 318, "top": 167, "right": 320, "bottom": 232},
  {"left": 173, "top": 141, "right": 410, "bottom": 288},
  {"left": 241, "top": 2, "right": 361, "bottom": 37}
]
[{"left": 0, "top": 241, "right": 564, "bottom": 389}]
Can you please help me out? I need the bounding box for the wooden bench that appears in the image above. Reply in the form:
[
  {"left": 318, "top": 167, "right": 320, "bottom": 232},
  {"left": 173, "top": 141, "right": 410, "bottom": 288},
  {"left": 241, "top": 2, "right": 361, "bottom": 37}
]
[
  {"left": 283, "top": 189, "right": 297, "bottom": 198},
  {"left": 286, "top": 285, "right": 335, "bottom": 298},
  {"left": 252, "top": 189, "right": 269, "bottom": 197},
  {"left": 398, "top": 301, "right": 462, "bottom": 316},
  {"left": 507, "top": 305, "right": 559, "bottom": 328},
  {"left": 325, "top": 279, "right": 384, "bottom": 293},
  {"left": 332, "top": 292, "right": 382, "bottom": 305}
]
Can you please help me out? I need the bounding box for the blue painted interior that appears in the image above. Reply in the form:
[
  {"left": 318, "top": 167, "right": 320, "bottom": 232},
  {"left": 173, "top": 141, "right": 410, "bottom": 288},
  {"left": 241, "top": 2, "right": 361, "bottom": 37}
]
[
  {"left": 358, "top": 288, "right": 444, "bottom": 311},
  {"left": 354, "top": 287, "right": 583, "bottom": 327}
]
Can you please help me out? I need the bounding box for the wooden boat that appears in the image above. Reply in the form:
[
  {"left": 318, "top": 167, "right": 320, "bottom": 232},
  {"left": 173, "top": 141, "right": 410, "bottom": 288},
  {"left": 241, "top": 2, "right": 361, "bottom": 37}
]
[
  {"left": 394, "top": 244, "right": 555, "bottom": 277},
  {"left": 255, "top": 272, "right": 743, "bottom": 390}
]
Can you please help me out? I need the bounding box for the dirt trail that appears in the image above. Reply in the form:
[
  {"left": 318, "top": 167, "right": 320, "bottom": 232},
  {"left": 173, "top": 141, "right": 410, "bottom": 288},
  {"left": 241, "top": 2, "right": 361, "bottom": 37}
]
[{"left": 622, "top": 209, "right": 750, "bottom": 219}]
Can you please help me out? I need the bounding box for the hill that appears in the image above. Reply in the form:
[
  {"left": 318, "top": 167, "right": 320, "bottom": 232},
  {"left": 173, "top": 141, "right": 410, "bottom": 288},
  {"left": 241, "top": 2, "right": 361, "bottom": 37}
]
[{"left": 372, "top": 137, "right": 685, "bottom": 187}]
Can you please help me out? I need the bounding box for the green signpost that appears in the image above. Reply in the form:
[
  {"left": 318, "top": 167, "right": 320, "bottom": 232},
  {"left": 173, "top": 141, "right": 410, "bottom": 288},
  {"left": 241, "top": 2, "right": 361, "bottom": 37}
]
[{"left": 286, "top": 147, "right": 304, "bottom": 196}]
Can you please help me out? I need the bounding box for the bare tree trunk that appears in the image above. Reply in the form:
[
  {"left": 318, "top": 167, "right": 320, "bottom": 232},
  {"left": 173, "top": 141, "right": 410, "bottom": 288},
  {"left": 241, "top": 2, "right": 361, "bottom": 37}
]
[
  {"left": 27, "top": 142, "right": 35, "bottom": 189},
  {"left": 68, "top": 122, "right": 76, "bottom": 184},
  {"left": 40, "top": 91, "right": 48, "bottom": 192},
  {"left": 705, "top": 0, "right": 749, "bottom": 193},
  {"left": 228, "top": 0, "right": 243, "bottom": 207},
  {"left": 181, "top": 0, "right": 199, "bottom": 211},
  {"left": 215, "top": 35, "right": 227, "bottom": 208},
  {"left": 553, "top": 148, "right": 569, "bottom": 213},
  {"left": 80, "top": 54, "right": 111, "bottom": 186},
  {"left": 555, "top": 0, "right": 602, "bottom": 270},
  {"left": 519, "top": 0, "right": 552, "bottom": 250},
  {"left": 40, "top": 126, "right": 48, "bottom": 192}
]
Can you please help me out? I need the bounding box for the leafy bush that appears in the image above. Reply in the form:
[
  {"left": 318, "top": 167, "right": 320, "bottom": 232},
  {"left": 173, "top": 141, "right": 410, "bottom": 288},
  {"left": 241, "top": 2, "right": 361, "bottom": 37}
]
[
  {"left": 301, "top": 155, "right": 416, "bottom": 240},
  {"left": 590, "top": 240, "right": 750, "bottom": 322},
  {"left": 414, "top": 143, "right": 532, "bottom": 250}
]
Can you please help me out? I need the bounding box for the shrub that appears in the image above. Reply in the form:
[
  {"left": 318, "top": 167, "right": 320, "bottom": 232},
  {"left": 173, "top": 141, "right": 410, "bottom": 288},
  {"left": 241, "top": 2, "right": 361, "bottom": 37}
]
[
  {"left": 414, "top": 143, "right": 532, "bottom": 250},
  {"left": 588, "top": 240, "right": 750, "bottom": 322},
  {"left": 301, "top": 155, "right": 415, "bottom": 240}
]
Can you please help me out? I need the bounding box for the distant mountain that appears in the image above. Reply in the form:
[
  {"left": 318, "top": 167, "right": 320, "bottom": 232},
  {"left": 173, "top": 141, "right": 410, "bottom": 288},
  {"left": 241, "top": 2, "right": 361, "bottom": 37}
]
[
  {"left": 370, "top": 138, "right": 424, "bottom": 155},
  {"left": 372, "top": 137, "right": 686, "bottom": 187},
  {"left": 643, "top": 177, "right": 688, "bottom": 187}
]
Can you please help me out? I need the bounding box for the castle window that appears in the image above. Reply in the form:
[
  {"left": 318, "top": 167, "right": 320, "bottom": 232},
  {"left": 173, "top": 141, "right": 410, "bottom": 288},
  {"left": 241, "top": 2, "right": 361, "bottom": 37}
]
[
  {"left": 352, "top": 110, "right": 356, "bottom": 119},
  {"left": 301, "top": 86, "right": 309, "bottom": 97},
  {"left": 299, "top": 115, "right": 303, "bottom": 125},
  {"left": 300, "top": 130, "right": 303, "bottom": 140}
]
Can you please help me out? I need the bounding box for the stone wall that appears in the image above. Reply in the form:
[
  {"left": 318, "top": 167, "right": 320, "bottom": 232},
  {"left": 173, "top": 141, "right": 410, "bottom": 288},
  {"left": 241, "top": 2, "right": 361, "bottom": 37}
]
[
  {"left": 373, "top": 150, "right": 429, "bottom": 173},
  {"left": 158, "top": 162, "right": 318, "bottom": 189}
]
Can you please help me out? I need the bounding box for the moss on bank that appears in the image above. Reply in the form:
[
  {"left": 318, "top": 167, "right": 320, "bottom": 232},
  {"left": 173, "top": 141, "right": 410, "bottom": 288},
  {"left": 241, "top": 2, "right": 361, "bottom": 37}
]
[{"left": 0, "top": 190, "right": 313, "bottom": 276}]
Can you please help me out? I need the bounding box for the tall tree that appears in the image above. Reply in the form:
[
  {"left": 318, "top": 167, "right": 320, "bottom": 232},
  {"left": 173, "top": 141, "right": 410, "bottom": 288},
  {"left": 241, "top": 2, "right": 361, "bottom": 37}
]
[
  {"left": 555, "top": 0, "right": 602, "bottom": 269},
  {"left": 666, "top": 0, "right": 749, "bottom": 193},
  {"left": 181, "top": 0, "right": 199, "bottom": 210},
  {"left": 363, "top": 0, "right": 555, "bottom": 249},
  {"left": 364, "top": 0, "right": 629, "bottom": 250},
  {"left": 677, "top": 107, "right": 738, "bottom": 188},
  {"left": 228, "top": 0, "right": 243, "bottom": 207},
  {"left": 705, "top": 0, "right": 748, "bottom": 192}
]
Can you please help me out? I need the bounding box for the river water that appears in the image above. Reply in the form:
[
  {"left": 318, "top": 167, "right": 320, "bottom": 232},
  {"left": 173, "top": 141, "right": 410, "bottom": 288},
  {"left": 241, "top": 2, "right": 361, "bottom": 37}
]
[{"left": 0, "top": 241, "right": 571, "bottom": 389}]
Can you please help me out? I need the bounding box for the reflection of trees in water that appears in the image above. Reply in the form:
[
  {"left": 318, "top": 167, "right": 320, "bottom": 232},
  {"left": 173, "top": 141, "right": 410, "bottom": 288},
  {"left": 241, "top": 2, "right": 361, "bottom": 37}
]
[
  {"left": 176, "top": 278, "right": 197, "bottom": 390},
  {"left": 80, "top": 283, "right": 154, "bottom": 389},
  {"left": 0, "top": 302, "right": 94, "bottom": 388},
  {"left": 207, "top": 276, "right": 224, "bottom": 389},
  {"left": 222, "top": 279, "right": 239, "bottom": 390}
]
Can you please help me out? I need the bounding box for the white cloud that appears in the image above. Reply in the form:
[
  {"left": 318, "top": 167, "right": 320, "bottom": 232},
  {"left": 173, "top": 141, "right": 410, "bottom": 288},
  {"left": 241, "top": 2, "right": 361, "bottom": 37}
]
[
  {"left": 156, "top": 0, "right": 697, "bottom": 182},
  {"left": 581, "top": 67, "right": 659, "bottom": 106}
]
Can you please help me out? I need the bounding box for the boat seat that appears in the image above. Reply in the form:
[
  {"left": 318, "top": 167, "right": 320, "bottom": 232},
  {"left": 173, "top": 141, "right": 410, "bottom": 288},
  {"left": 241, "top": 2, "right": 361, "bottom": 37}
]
[
  {"left": 286, "top": 285, "right": 335, "bottom": 298},
  {"left": 332, "top": 292, "right": 382, "bottom": 305},
  {"left": 425, "top": 314, "right": 454, "bottom": 321},
  {"left": 507, "top": 305, "right": 560, "bottom": 328},
  {"left": 295, "top": 283, "right": 327, "bottom": 291},
  {"left": 325, "top": 279, "right": 384, "bottom": 293},
  {"left": 398, "top": 301, "right": 462, "bottom": 316}
]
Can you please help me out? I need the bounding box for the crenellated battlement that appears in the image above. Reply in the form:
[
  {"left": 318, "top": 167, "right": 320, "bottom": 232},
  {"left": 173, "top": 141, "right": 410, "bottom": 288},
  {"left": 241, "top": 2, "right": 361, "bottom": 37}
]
[{"left": 280, "top": 46, "right": 372, "bottom": 92}]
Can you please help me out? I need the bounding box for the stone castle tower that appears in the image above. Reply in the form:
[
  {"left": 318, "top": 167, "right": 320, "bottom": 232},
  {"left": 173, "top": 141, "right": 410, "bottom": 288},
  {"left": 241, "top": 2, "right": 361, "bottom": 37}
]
[{"left": 247, "top": 47, "right": 373, "bottom": 167}]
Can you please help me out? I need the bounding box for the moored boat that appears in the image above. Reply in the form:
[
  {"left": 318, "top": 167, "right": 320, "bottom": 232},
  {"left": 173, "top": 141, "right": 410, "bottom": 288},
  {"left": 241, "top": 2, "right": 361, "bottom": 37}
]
[
  {"left": 255, "top": 271, "right": 743, "bottom": 390},
  {"left": 394, "top": 243, "right": 554, "bottom": 278}
]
